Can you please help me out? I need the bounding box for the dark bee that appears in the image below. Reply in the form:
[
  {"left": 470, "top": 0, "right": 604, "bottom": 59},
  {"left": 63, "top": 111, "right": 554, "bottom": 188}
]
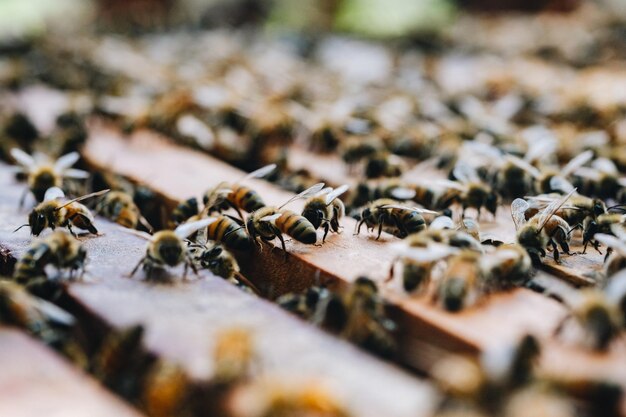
[
  {"left": 446, "top": 163, "right": 500, "bottom": 219},
  {"left": 302, "top": 185, "right": 349, "bottom": 242},
  {"left": 348, "top": 179, "right": 416, "bottom": 210},
  {"left": 171, "top": 197, "right": 200, "bottom": 226},
  {"left": 96, "top": 190, "right": 152, "bottom": 231},
  {"left": 192, "top": 242, "right": 259, "bottom": 293},
  {"left": 340, "top": 136, "right": 383, "bottom": 169},
  {"left": 595, "top": 228, "right": 626, "bottom": 278},
  {"left": 364, "top": 151, "right": 405, "bottom": 179},
  {"left": 16, "top": 188, "right": 109, "bottom": 237},
  {"left": 436, "top": 250, "right": 482, "bottom": 312},
  {"left": 246, "top": 183, "right": 324, "bottom": 253},
  {"left": 203, "top": 164, "right": 276, "bottom": 217},
  {"left": 14, "top": 230, "right": 87, "bottom": 285},
  {"left": 10, "top": 148, "right": 89, "bottom": 205},
  {"left": 572, "top": 158, "right": 626, "bottom": 200},
  {"left": 356, "top": 198, "right": 436, "bottom": 239}
]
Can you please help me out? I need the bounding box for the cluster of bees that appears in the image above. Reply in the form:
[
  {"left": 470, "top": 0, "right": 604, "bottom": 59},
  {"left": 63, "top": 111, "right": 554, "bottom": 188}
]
[{"left": 1, "top": 2, "right": 626, "bottom": 416}]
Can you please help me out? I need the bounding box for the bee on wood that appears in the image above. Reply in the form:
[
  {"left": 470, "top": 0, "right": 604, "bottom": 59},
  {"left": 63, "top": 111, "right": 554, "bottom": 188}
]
[
  {"left": 356, "top": 198, "right": 437, "bottom": 239},
  {"left": 128, "top": 218, "right": 217, "bottom": 280},
  {"left": 170, "top": 197, "right": 200, "bottom": 226},
  {"left": 203, "top": 164, "right": 276, "bottom": 218},
  {"left": 411, "top": 180, "right": 461, "bottom": 213},
  {"left": 142, "top": 361, "right": 189, "bottom": 417},
  {"left": 364, "top": 151, "right": 406, "bottom": 179},
  {"left": 15, "top": 187, "right": 109, "bottom": 237},
  {"left": 533, "top": 150, "right": 594, "bottom": 195},
  {"left": 495, "top": 155, "right": 539, "bottom": 200},
  {"left": 348, "top": 179, "right": 417, "bottom": 211},
  {"left": 525, "top": 193, "right": 607, "bottom": 231},
  {"left": 340, "top": 136, "right": 383, "bottom": 170},
  {"left": 246, "top": 183, "right": 325, "bottom": 253},
  {"left": 14, "top": 230, "right": 87, "bottom": 285},
  {"left": 435, "top": 250, "right": 483, "bottom": 312},
  {"left": 10, "top": 148, "right": 89, "bottom": 206},
  {"left": 302, "top": 185, "right": 349, "bottom": 242},
  {"left": 479, "top": 244, "right": 533, "bottom": 291},
  {"left": 191, "top": 242, "right": 259, "bottom": 294},
  {"left": 277, "top": 285, "right": 333, "bottom": 321},
  {"left": 445, "top": 162, "right": 500, "bottom": 219},
  {"left": 511, "top": 190, "right": 575, "bottom": 264},
  {"left": 96, "top": 190, "right": 152, "bottom": 231}
]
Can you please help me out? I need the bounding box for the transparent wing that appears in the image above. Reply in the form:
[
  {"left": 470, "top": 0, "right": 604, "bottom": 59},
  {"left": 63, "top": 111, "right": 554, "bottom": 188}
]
[
  {"left": 561, "top": 150, "right": 593, "bottom": 177},
  {"left": 10, "top": 148, "right": 35, "bottom": 168},
  {"left": 549, "top": 176, "right": 575, "bottom": 194},
  {"left": 63, "top": 168, "right": 90, "bottom": 179},
  {"left": 54, "top": 152, "right": 80, "bottom": 172},
  {"left": 379, "top": 204, "right": 439, "bottom": 215},
  {"left": 511, "top": 198, "right": 530, "bottom": 230},
  {"left": 44, "top": 187, "right": 66, "bottom": 201},
  {"left": 610, "top": 224, "right": 626, "bottom": 241},
  {"left": 595, "top": 233, "right": 626, "bottom": 257},
  {"left": 389, "top": 187, "right": 416, "bottom": 200},
  {"left": 325, "top": 184, "right": 349, "bottom": 205},
  {"left": 238, "top": 164, "right": 277, "bottom": 183},
  {"left": 537, "top": 189, "right": 576, "bottom": 232},
  {"left": 278, "top": 183, "right": 325, "bottom": 209},
  {"left": 592, "top": 157, "right": 618, "bottom": 174},
  {"left": 392, "top": 242, "right": 458, "bottom": 263},
  {"left": 36, "top": 298, "right": 76, "bottom": 326},
  {"left": 506, "top": 155, "right": 541, "bottom": 178},
  {"left": 174, "top": 217, "right": 218, "bottom": 239},
  {"left": 524, "top": 136, "right": 557, "bottom": 163},
  {"left": 453, "top": 162, "right": 480, "bottom": 184},
  {"left": 259, "top": 213, "right": 283, "bottom": 223},
  {"left": 573, "top": 167, "right": 600, "bottom": 181},
  {"left": 427, "top": 178, "right": 467, "bottom": 192},
  {"left": 430, "top": 216, "right": 455, "bottom": 230},
  {"left": 56, "top": 189, "right": 110, "bottom": 209}
]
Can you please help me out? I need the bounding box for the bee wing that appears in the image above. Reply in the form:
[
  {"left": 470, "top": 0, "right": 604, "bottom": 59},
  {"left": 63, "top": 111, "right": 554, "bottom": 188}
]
[
  {"left": 389, "top": 187, "right": 416, "bottom": 200},
  {"left": 56, "top": 189, "right": 111, "bottom": 210},
  {"left": 561, "top": 150, "right": 593, "bottom": 177},
  {"left": 505, "top": 155, "right": 540, "bottom": 179},
  {"left": 618, "top": 178, "right": 626, "bottom": 187},
  {"left": 452, "top": 162, "right": 480, "bottom": 184},
  {"left": 610, "top": 223, "right": 626, "bottom": 241},
  {"left": 63, "top": 168, "right": 90, "bottom": 179},
  {"left": 430, "top": 216, "right": 455, "bottom": 230},
  {"left": 174, "top": 217, "right": 218, "bottom": 239},
  {"left": 10, "top": 148, "right": 36, "bottom": 168},
  {"left": 44, "top": 187, "right": 66, "bottom": 201},
  {"left": 592, "top": 157, "right": 618, "bottom": 174},
  {"left": 259, "top": 213, "right": 283, "bottom": 223},
  {"left": 238, "top": 164, "right": 277, "bottom": 184},
  {"left": 537, "top": 188, "right": 576, "bottom": 232},
  {"left": 54, "top": 152, "right": 80, "bottom": 172},
  {"left": 574, "top": 166, "right": 601, "bottom": 180},
  {"left": 379, "top": 204, "right": 439, "bottom": 215},
  {"left": 479, "top": 249, "right": 519, "bottom": 271},
  {"left": 324, "top": 184, "right": 349, "bottom": 205},
  {"left": 595, "top": 233, "right": 626, "bottom": 256},
  {"left": 278, "top": 183, "right": 325, "bottom": 209},
  {"left": 392, "top": 242, "right": 458, "bottom": 262},
  {"left": 524, "top": 135, "right": 557, "bottom": 163},
  {"left": 549, "top": 176, "right": 575, "bottom": 194},
  {"left": 511, "top": 198, "right": 530, "bottom": 230}
]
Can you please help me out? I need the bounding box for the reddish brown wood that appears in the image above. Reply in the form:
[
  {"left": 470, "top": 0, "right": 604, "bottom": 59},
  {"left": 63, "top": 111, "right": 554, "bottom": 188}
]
[{"left": 0, "top": 327, "right": 142, "bottom": 417}]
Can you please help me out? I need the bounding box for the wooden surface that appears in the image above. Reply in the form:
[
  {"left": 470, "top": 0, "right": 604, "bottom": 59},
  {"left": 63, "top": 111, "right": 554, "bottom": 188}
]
[
  {"left": 0, "top": 163, "right": 433, "bottom": 417},
  {"left": 0, "top": 327, "right": 142, "bottom": 417}
]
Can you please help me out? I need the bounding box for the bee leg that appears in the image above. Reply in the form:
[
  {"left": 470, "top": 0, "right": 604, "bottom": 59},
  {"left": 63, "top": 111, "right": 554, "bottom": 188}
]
[
  {"left": 276, "top": 233, "right": 288, "bottom": 260},
  {"left": 591, "top": 240, "right": 602, "bottom": 255},
  {"left": 129, "top": 256, "right": 146, "bottom": 278},
  {"left": 549, "top": 240, "right": 560, "bottom": 263},
  {"left": 376, "top": 220, "right": 384, "bottom": 240},
  {"left": 604, "top": 248, "right": 613, "bottom": 262},
  {"left": 322, "top": 222, "right": 330, "bottom": 243}
]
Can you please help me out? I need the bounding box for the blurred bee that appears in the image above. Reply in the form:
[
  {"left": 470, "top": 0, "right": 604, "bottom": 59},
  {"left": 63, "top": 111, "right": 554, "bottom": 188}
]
[
  {"left": 436, "top": 250, "right": 483, "bottom": 312},
  {"left": 246, "top": 183, "right": 324, "bottom": 253},
  {"left": 356, "top": 198, "right": 437, "bottom": 239},
  {"left": 556, "top": 290, "right": 622, "bottom": 351},
  {"left": 582, "top": 213, "right": 626, "bottom": 254},
  {"left": 212, "top": 327, "right": 256, "bottom": 385},
  {"left": 340, "top": 136, "right": 383, "bottom": 170},
  {"left": 14, "top": 230, "right": 87, "bottom": 285},
  {"left": 572, "top": 158, "right": 626, "bottom": 200},
  {"left": 511, "top": 190, "right": 575, "bottom": 264},
  {"left": 302, "top": 185, "right": 349, "bottom": 242},
  {"left": 277, "top": 285, "right": 333, "bottom": 321},
  {"left": 128, "top": 218, "right": 216, "bottom": 280},
  {"left": 203, "top": 164, "right": 276, "bottom": 218},
  {"left": 10, "top": 148, "right": 89, "bottom": 205},
  {"left": 525, "top": 193, "right": 606, "bottom": 230},
  {"left": 604, "top": 269, "right": 626, "bottom": 327},
  {"left": 96, "top": 191, "right": 152, "bottom": 231},
  {"left": 141, "top": 361, "right": 190, "bottom": 417},
  {"left": 171, "top": 196, "right": 200, "bottom": 226},
  {"left": 495, "top": 155, "right": 538, "bottom": 200},
  {"left": 348, "top": 179, "right": 417, "bottom": 212},
  {"left": 595, "top": 228, "right": 626, "bottom": 278},
  {"left": 533, "top": 150, "right": 593, "bottom": 195},
  {"left": 446, "top": 162, "right": 500, "bottom": 219},
  {"left": 191, "top": 242, "right": 259, "bottom": 294},
  {"left": 479, "top": 244, "right": 533, "bottom": 290},
  {"left": 364, "top": 151, "right": 406, "bottom": 178},
  {"left": 15, "top": 187, "right": 109, "bottom": 237},
  {"left": 503, "top": 386, "right": 575, "bottom": 417}
]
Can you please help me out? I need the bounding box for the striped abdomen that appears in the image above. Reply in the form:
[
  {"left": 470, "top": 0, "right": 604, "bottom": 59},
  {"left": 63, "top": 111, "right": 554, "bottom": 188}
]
[
  {"left": 206, "top": 215, "right": 252, "bottom": 251},
  {"left": 229, "top": 186, "right": 265, "bottom": 213},
  {"left": 14, "top": 243, "right": 52, "bottom": 283},
  {"left": 394, "top": 209, "right": 426, "bottom": 236},
  {"left": 275, "top": 210, "right": 317, "bottom": 244},
  {"left": 172, "top": 197, "right": 199, "bottom": 225}
]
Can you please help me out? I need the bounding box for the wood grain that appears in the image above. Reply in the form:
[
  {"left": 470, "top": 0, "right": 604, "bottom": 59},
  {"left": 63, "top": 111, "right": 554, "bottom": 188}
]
[{"left": 0, "top": 327, "right": 143, "bottom": 417}]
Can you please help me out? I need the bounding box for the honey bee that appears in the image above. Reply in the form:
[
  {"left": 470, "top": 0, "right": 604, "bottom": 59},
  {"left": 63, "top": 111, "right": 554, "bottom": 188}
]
[
  {"left": 556, "top": 290, "right": 622, "bottom": 351},
  {"left": 277, "top": 285, "right": 333, "bottom": 321},
  {"left": 14, "top": 230, "right": 87, "bottom": 285},
  {"left": 15, "top": 187, "right": 109, "bottom": 237},
  {"left": 302, "top": 185, "right": 349, "bottom": 242},
  {"left": 604, "top": 269, "right": 626, "bottom": 326},
  {"left": 205, "top": 214, "right": 253, "bottom": 251},
  {"left": 525, "top": 193, "right": 606, "bottom": 230},
  {"left": 511, "top": 190, "right": 575, "bottom": 264},
  {"left": 595, "top": 228, "right": 626, "bottom": 278},
  {"left": 203, "top": 164, "right": 276, "bottom": 218},
  {"left": 572, "top": 157, "right": 626, "bottom": 200},
  {"left": 582, "top": 213, "right": 626, "bottom": 254},
  {"left": 495, "top": 155, "right": 539, "bottom": 200},
  {"left": 446, "top": 162, "right": 500, "bottom": 219},
  {"left": 436, "top": 250, "right": 483, "bottom": 312},
  {"left": 128, "top": 218, "right": 217, "bottom": 279},
  {"left": 389, "top": 241, "right": 458, "bottom": 293},
  {"left": 96, "top": 190, "right": 152, "bottom": 231},
  {"left": 412, "top": 181, "right": 461, "bottom": 213},
  {"left": 246, "top": 183, "right": 324, "bottom": 252},
  {"left": 364, "top": 151, "right": 406, "bottom": 178},
  {"left": 191, "top": 242, "right": 259, "bottom": 294},
  {"left": 171, "top": 196, "right": 200, "bottom": 226},
  {"left": 479, "top": 244, "right": 533, "bottom": 290},
  {"left": 10, "top": 148, "right": 89, "bottom": 205},
  {"left": 356, "top": 198, "right": 437, "bottom": 239},
  {"left": 212, "top": 327, "right": 255, "bottom": 385}
]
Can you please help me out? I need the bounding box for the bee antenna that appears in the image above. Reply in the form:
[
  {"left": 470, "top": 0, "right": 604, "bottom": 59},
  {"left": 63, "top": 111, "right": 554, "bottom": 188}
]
[
  {"left": 13, "top": 224, "right": 29, "bottom": 233},
  {"left": 223, "top": 226, "right": 245, "bottom": 238},
  {"left": 607, "top": 205, "right": 626, "bottom": 213}
]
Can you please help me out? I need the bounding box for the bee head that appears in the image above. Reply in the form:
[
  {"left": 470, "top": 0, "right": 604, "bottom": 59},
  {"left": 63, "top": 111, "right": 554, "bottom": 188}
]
[
  {"left": 486, "top": 192, "right": 499, "bottom": 216},
  {"left": 302, "top": 208, "right": 324, "bottom": 230},
  {"left": 157, "top": 235, "right": 183, "bottom": 266},
  {"left": 28, "top": 210, "right": 47, "bottom": 236}
]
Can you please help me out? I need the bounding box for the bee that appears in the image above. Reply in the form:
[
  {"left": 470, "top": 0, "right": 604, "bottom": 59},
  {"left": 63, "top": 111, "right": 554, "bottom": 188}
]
[
  {"left": 533, "top": 150, "right": 594, "bottom": 195},
  {"left": 445, "top": 162, "right": 500, "bottom": 219},
  {"left": 142, "top": 361, "right": 189, "bottom": 417},
  {"left": 604, "top": 269, "right": 626, "bottom": 326},
  {"left": 14, "top": 230, "right": 87, "bottom": 285},
  {"left": 511, "top": 190, "right": 575, "bottom": 264},
  {"left": 171, "top": 196, "right": 200, "bottom": 226},
  {"left": 436, "top": 250, "right": 483, "bottom": 312},
  {"left": 191, "top": 242, "right": 259, "bottom": 294},
  {"left": 15, "top": 187, "right": 109, "bottom": 237},
  {"left": 356, "top": 198, "right": 436, "bottom": 239},
  {"left": 556, "top": 290, "right": 622, "bottom": 351},
  {"left": 128, "top": 218, "right": 217, "bottom": 280},
  {"left": 525, "top": 193, "right": 606, "bottom": 229},
  {"left": 203, "top": 164, "right": 276, "bottom": 218},
  {"left": 302, "top": 185, "right": 349, "bottom": 242},
  {"left": 96, "top": 191, "right": 152, "bottom": 231},
  {"left": 348, "top": 179, "right": 416, "bottom": 211},
  {"left": 412, "top": 181, "right": 461, "bottom": 212},
  {"left": 595, "top": 228, "right": 626, "bottom": 278},
  {"left": 582, "top": 213, "right": 626, "bottom": 254},
  {"left": 246, "top": 183, "right": 325, "bottom": 253},
  {"left": 495, "top": 155, "right": 538, "bottom": 200},
  {"left": 479, "top": 244, "right": 533, "bottom": 290},
  {"left": 572, "top": 158, "right": 626, "bottom": 200},
  {"left": 10, "top": 148, "right": 89, "bottom": 205},
  {"left": 340, "top": 135, "right": 383, "bottom": 169},
  {"left": 364, "top": 151, "right": 406, "bottom": 178}
]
